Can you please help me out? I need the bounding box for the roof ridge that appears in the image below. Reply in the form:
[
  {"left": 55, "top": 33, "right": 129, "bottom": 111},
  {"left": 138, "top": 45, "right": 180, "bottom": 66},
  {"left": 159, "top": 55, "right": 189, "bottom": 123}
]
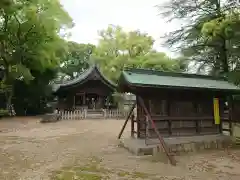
[
  {"left": 123, "top": 68, "right": 227, "bottom": 81},
  {"left": 53, "top": 65, "right": 116, "bottom": 92},
  {"left": 94, "top": 65, "right": 116, "bottom": 86},
  {"left": 61, "top": 66, "right": 94, "bottom": 86}
]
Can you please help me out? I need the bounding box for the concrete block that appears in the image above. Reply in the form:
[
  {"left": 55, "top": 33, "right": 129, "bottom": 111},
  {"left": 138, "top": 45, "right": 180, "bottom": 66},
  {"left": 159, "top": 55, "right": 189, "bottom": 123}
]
[{"left": 120, "top": 134, "right": 232, "bottom": 156}]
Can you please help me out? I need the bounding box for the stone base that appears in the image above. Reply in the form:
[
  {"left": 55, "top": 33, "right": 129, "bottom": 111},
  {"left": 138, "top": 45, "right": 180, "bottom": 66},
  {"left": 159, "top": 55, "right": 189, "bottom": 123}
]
[
  {"left": 40, "top": 113, "right": 61, "bottom": 123},
  {"left": 119, "top": 134, "right": 233, "bottom": 156}
]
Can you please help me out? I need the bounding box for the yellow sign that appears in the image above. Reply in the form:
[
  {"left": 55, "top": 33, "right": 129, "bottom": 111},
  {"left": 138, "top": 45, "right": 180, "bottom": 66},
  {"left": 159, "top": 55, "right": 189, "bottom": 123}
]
[{"left": 213, "top": 98, "right": 220, "bottom": 125}]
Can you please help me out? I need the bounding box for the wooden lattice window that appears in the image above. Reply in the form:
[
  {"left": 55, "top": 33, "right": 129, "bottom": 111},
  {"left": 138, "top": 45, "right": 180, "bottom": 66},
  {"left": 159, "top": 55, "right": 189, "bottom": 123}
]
[
  {"left": 170, "top": 101, "right": 195, "bottom": 116},
  {"left": 197, "top": 101, "right": 213, "bottom": 116},
  {"left": 149, "top": 99, "right": 167, "bottom": 116}
]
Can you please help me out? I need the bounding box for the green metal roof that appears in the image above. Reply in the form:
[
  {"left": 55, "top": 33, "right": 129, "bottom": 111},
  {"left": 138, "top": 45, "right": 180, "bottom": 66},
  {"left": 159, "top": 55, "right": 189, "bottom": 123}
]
[
  {"left": 119, "top": 68, "right": 240, "bottom": 92},
  {"left": 53, "top": 65, "right": 116, "bottom": 92}
]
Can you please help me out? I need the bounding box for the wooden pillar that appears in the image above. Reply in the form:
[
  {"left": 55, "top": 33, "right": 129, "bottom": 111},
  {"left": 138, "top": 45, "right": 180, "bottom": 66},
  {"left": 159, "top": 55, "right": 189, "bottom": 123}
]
[
  {"left": 145, "top": 115, "right": 149, "bottom": 144},
  {"left": 98, "top": 96, "right": 103, "bottom": 109},
  {"left": 219, "top": 98, "right": 223, "bottom": 134},
  {"left": 136, "top": 97, "right": 141, "bottom": 138},
  {"left": 73, "top": 95, "right": 75, "bottom": 110},
  {"left": 194, "top": 101, "right": 200, "bottom": 134},
  {"left": 167, "top": 98, "right": 172, "bottom": 136},
  {"left": 131, "top": 114, "right": 134, "bottom": 137},
  {"left": 66, "top": 94, "right": 71, "bottom": 110},
  {"left": 83, "top": 92, "right": 86, "bottom": 105},
  {"left": 228, "top": 96, "right": 233, "bottom": 136}
]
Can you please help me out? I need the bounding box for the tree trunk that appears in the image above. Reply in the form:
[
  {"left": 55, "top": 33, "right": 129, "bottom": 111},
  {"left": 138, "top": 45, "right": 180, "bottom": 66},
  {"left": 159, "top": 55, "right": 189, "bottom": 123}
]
[
  {"left": 5, "top": 89, "right": 14, "bottom": 116},
  {"left": 220, "top": 39, "right": 229, "bottom": 74}
]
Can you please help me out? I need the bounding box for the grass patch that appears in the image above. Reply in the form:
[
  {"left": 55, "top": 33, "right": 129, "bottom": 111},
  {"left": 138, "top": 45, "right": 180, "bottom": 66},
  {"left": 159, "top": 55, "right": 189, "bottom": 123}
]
[
  {"left": 117, "top": 171, "right": 130, "bottom": 177},
  {"left": 54, "top": 171, "right": 74, "bottom": 180},
  {"left": 53, "top": 171, "right": 104, "bottom": 180},
  {"left": 72, "top": 156, "right": 112, "bottom": 174},
  {"left": 51, "top": 156, "right": 111, "bottom": 180},
  {"left": 131, "top": 171, "right": 150, "bottom": 179},
  {"left": 71, "top": 164, "right": 112, "bottom": 174},
  {"left": 75, "top": 172, "right": 104, "bottom": 180},
  {"left": 51, "top": 155, "right": 155, "bottom": 180},
  {"left": 116, "top": 170, "right": 151, "bottom": 179}
]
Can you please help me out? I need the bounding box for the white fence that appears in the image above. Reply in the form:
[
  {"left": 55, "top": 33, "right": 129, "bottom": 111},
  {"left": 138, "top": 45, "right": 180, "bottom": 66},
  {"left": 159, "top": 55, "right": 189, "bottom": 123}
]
[
  {"left": 59, "top": 110, "right": 86, "bottom": 120},
  {"left": 58, "top": 109, "right": 128, "bottom": 120},
  {"left": 103, "top": 109, "right": 128, "bottom": 119}
]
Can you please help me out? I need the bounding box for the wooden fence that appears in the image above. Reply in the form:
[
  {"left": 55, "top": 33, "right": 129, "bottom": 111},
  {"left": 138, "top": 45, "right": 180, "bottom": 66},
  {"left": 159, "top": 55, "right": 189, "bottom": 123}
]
[{"left": 58, "top": 109, "right": 128, "bottom": 120}]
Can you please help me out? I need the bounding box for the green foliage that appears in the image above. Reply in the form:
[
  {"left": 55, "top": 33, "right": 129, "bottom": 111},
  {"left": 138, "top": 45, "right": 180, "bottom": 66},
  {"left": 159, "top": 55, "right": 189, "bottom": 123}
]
[
  {"left": 158, "top": 0, "right": 240, "bottom": 78},
  {"left": 13, "top": 68, "right": 57, "bottom": 115},
  {"left": 92, "top": 25, "right": 187, "bottom": 82},
  {"left": 0, "top": 0, "right": 73, "bottom": 114},
  {"left": 0, "top": 0, "right": 72, "bottom": 78},
  {"left": 202, "top": 10, "right": 239, "bottom": 40},
  {"left": 60, "top": 42, "right": 96, "bottom": 80},
  {"left": 0, "top": 1, "right": 192, "bottom": 115},
  {"left": 0, "top": 109, "right": 8, "bottom": 117},
  {"left": 50, "top": 156, "right": 155, "bottom": 180},
  {"left": 202, "top": 18, "right": 234, "bottom": 39}
]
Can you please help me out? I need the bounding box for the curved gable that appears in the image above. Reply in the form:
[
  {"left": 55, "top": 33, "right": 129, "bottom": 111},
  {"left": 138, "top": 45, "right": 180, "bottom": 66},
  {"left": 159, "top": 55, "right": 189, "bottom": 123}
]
[{"left": 54, "top": 65, "right": 116, "bottom": 93}]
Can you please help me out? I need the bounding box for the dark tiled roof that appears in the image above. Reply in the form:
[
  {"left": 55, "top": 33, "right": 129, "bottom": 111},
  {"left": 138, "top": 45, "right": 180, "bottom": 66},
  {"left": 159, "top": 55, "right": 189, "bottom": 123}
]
[{"left": 53, "top": 65, "right": 116, "bottom": 92}]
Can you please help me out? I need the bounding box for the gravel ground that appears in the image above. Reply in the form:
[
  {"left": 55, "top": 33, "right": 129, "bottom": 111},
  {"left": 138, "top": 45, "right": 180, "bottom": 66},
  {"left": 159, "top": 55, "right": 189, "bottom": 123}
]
[{"left": 0, "top": 117, "right": 240, "bottom": 180}]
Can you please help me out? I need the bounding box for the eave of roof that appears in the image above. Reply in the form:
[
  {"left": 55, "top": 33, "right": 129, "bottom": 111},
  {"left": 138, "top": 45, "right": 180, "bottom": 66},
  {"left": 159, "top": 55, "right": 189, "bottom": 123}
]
[
  {"left": 53, "top": 65, "right": 116, "bottom": 92},
  {"left": 118, "top": 68, "right": 240, "bottom": 93}
]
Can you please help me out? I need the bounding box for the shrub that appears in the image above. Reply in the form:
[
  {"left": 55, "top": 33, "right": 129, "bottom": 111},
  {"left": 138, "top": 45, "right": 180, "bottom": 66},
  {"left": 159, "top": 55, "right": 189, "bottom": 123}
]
[{"left": 0, "top": 109, "right": 8, "bottom": 118}]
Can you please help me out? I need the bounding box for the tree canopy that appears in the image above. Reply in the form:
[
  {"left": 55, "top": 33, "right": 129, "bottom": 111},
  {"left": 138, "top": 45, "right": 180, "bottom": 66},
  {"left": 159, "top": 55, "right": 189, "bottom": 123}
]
[
  {"left": 0, "top": 2, "right": 193, "bottom": 115},
  {"left": 92, "top": 25, "right": 187, "bottom": 82},
  {"left": 60, "top": 41, "right": 95, "bottom": 80},
  {"left": 0, "top": 0, "right": 73, "bottom": 114},
  {"left": 158, "top": 0, "right": 240, "bottom": 78}
]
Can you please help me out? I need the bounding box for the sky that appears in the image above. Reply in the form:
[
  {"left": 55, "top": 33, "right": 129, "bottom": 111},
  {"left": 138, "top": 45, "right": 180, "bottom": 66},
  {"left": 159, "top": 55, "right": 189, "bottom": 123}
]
[{"left": 60, "top": 0, "right": 178, "bottom": 55}]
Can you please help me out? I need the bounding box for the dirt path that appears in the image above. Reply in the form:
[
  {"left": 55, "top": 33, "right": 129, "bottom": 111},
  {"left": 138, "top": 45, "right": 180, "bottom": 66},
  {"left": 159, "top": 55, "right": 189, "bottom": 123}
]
[{"left": 0, "top": 118, "right": 240, "bottom": 180}]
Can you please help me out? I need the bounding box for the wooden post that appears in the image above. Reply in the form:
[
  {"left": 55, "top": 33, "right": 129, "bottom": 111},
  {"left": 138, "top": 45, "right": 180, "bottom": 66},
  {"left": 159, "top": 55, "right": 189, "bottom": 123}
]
[
  {"left": 118, "top": 102, "right": 136, "bottom": 139},
  {"left": 219, "top": 99, "right": 223, "bottom": 134},
  {"left": 145, "top": 115, "right": 150, "bottom": 145},
  {"left": 73, "top": 95, "right": 76, "bottom": 110},
  {"left": 167, "top": 99, "right": 172, "bottom": 136},
  {"left": 83, "top": 92, "right": 86, "bottom": 105},
  {"left": 84, "top": 109, "right": 87, "bottom": 119},
  {"left": 228, "top": 96, "right": 233, "bottom": 136},
  {"left": 99, "top": 96, "right": 102, "bottom": 109},
  {"left": 138, "top": 96, "right": 176, "bottom": 166},
  {"left": 131, "top": 114, "right": 135, "bottom": 137},
  {"left": 136, "top": 97, "right": 140, "bottom": 138},
  {"left": 194, "top": 102, "right": 200, "bottom": 134}
]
